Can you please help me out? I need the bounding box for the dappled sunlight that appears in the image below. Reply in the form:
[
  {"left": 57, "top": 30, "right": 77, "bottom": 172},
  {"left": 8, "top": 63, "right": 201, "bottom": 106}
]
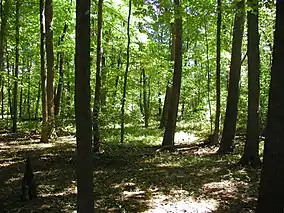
[
  {"left": 41, "top": 180, "right": 77, "bottom": 197},
  {"left": 145, "top": 189, "right": 219, "bottom": 213}
]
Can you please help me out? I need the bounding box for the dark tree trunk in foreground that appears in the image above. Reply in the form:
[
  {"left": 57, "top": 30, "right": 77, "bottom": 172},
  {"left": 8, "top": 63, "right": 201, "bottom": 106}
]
[
  {"left": 218, "top": 0, "right": 245, "bottom": 154},
  {"left": 93, "top": 0, "right": 103, "bottom": 152},
  {"left": 12, "top": 0, "right": 20, "bottom": 133},
  {"left": 120, "top": 0, "right": 131, "bottom": 144},
  {"left": 162, "top": 0, "right": 182, "bottom": 147},
  {"left": 75, "top": 0, "right": 93, "bottom": 212},
  {"left": 212, "top": 0, "right": 222, "bottom": 145},
  {"left": 45, "top": 0, "right": 55, "bottom": 137},
  {"left": 40, "top": 0, "right": 48, "bottom": 142},
  {"left": 256, "top": 2, "right": 284, "bottom": 212},
  {"left": 239, "top": 0, "right": 261, "bottom": 167}
]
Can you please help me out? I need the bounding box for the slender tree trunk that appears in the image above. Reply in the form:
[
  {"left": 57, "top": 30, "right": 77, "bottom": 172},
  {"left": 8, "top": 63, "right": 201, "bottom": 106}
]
[
  {"left": 40, "top": 0, "right": 48, "bottom": 142},
  {"left": 93, "top": 0, "right": 103, "bottom": 152},
  {"left": 162, "top": 0, "right": 182, "bottom": 147},
  {"left": 120, "top": 0, "right": 131, "bottom": 144},
  {"left": 239, "top": 0, "right": 261, "bottom": 167},
  {"left": 142, "top": 68, "right": 149, "bottom": 127},
  {"left": 35, "top": 81, "right": 41, "bottom": 119},
  {"left": 12, "top": 0, "right": 20, "bottom": 133},
  {"left": 212, "top": 0, "right": 222, "bottom": 145},
  {"left": 27, "top": 63, "right": 31, "bottom": 119},
  {"left": 45, "top": 0, "right": 55, "bottom": 136},
  {"left": 75, "top": 0, "right": 93, "bottom": 211},
  {"left": 54, "top": 23, "right": 68, "bottom": 117},
  {"left": 1, "top": 80, "right": 4, "bottom": 119},
  {"left": 0, "top": 0, "right": 9, "bottom": 102},
  {"left": 19, "top": 85, "right": 23, "bottom": 119},
  {"left": 218, "top": 0, "right": 245, "bottom": 154},
  {"left": 256, "top": 2, "right": 284, "bottom": 211},
  {"left": 6, "top": 55, "right": 12, "bottom": 117},
  {"left": 205, "top": 24, "right": 212, "bottom": 134}
]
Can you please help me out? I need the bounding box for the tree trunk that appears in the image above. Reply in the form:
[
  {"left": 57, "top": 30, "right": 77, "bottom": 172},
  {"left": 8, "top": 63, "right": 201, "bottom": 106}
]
[
  {"left": 40, "top": 0, "right": 48, "bottom": 142},
  {"left": 45, "top": 0, "right": 55, "bottom": 137},
  {"left": 75, "top": 0, "right": 93, "bottom": 211},
  {"left": 218, "top": 0, "right": 245, "bottom": 154},
  {"left": 256, "top": 2, "right": 284, "bottom": 211},
  {"left": 239, "top": 0, "right": 261, "bottom": 167},
  {"left": 35, "top": 81, "right": 41, "bottom": 119},
  {"left": 6, "top": 55, "right": 12, "bottom": 117},
  {"left": 93, "top": 0, "right": 103, "bottom": 152},
  {"left": 162, "top": 0, "right": 182, "bottom": 147},
  {"left": 0, "top": 0, "right": 9, "bottom": 104},
  {"left": 159, "top": 84, "right": 172, "bottom": 129},
  {"left": 212, "top": 0, "right": 222, "bottom": 145},
  {"left": 142, "top": 68, "right": 149, "bottom": 128},
  {"left": 120, "top": 0, "right": 131, "bottom": 144},
  {"left": 205, "top": 24, "right": 212, "bottom": 134},
  {"left": 54, "top": 23, "right": 68, "bottom": 117},
  {"left": 19, "top": 85, "right": 23, "bottom": 119},
  {"left": 12, "top": 0, "right": 20, "bottom": 133},
  {"left": 27, "top": 63, "right": 31, "bottom": 120}
]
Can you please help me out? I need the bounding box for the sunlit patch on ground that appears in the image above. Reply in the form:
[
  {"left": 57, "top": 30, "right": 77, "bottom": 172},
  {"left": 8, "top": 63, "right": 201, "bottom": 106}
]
[
  {"left": 145, "top": 189, "right": 218, "bottom": 213},
  {"left": 174, "top": 131, "right": 198, "bottom": 145}
]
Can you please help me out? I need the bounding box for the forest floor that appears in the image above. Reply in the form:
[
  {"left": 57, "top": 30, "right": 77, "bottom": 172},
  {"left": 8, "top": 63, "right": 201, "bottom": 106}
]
[{"left": 0, "top": 124, "right": 261, "bottom": 213}]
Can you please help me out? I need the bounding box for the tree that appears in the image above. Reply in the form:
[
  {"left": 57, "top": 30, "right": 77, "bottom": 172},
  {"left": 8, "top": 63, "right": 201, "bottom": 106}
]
[
  {"left": 239, "top": 0, "right": 261, "bottom": 167},
  {"left": 12, "top": 0, "right": 20, "bottom": 133},
  {"left": 162, "top": 0, "right": 182, "bottom": 147},
  {"left": 40, "top": 0, "right": 48, "bottom": 143},
  {"left": 45, "top": 0, "right": 55, "bottom": 137},
  {"left": 212, "top": 0, "right": 222, "bottom": 145},
  {"left": 93, "top": 0, "right": 103, "bottom": 152},
  {"left": 75, "top": 0, "right": 93, "bottom": 211},
  {"left": 218, "top": 0, "right": 245, "bottom": 154},
  {"left": 256, "top": 1, "right": 284, "bottom": 211},
  {"left": 120, "top": 0, "right": 131, "bottom": 144}
]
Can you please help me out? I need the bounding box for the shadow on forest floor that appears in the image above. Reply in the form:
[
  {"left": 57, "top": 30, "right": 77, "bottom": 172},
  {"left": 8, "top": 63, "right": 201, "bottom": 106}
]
[{"left": 0, "top": 129, "right": 260, "bottom": 213}]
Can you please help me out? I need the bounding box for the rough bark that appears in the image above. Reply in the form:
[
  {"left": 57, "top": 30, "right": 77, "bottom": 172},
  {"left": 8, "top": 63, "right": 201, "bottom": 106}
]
[
  {"left": 120, "top": 0, "right": 131, "bottom": 144},
  {"left": 162, "top": 0, "right": 182, "bottom": 147},
  {"left": 256, "top": 2, "right": 284, "bottom": 211},
  {"left": 218, "top": 0, "right": 245, "bottom": 154},
  {"left": 75, "top": 0, "right": 94, "bottom": 211},
  {"left": 239, "top": 0, "right": 261, "bottom": 167},
  {"left": 93, "top": 0, "right": 103, "bottom": 152}
]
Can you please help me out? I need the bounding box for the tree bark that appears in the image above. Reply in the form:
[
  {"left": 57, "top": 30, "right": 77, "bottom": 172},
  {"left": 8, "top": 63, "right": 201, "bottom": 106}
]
[
  {"left": 142, "top": 68, "right": 149, "bottom": 127},
  {"left": 162, "top": 0, "right": 182, "bottom": 147},
  {"left": 212, "top": 0, "right": 222, "bottom": 145},
  {"left": 54, "top": 23, "right": 68, "bottom": 117},
  {"left": 120, "top": 0, "right": 131, "bottom": 144},
  {"left": 256, "top": 2, "right": 284, "bottom": 211},
  {"left": 239, "top": 0, "right": 261, "bottom": 167},
  {"left": 12, "top": 0, "right": 20, "bottom": 133},
  {"left": 218, "top": 0, "right": 245, "bottom": 154},
  {"left": 45, "top": 0, "right": 55, "bottom": 136},
  {"left": 40, "top": 0, "right": 48, "bottom": 142},
  {"left": 75, "top": 0, "right": 94, "bottom": 211},
  {"left": 93, "top": 0, "right": 103, "bottom": 152}
]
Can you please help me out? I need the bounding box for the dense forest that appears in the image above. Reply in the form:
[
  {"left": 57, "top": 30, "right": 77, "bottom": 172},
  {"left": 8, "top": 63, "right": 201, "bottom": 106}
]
[{"left": 0, "top": 0, "right": 284, "bottom": 212}]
